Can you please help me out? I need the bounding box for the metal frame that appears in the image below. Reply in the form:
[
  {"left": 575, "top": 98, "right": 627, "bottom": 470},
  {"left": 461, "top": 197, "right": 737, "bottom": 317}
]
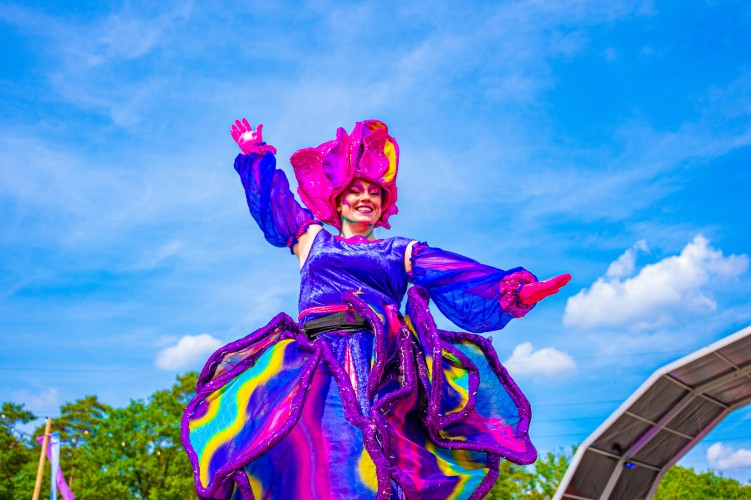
[{"left": 554, "top": 324, "right": 751, "bottom": 500}]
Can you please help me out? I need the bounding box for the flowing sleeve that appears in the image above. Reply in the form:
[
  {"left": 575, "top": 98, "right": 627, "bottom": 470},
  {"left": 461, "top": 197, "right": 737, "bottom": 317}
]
[
  {"left": 234, "top": 148, "right": 322, "bottom": 252},
  {"left": 408, "top": 243, "right": 538, "bottom": 333}
]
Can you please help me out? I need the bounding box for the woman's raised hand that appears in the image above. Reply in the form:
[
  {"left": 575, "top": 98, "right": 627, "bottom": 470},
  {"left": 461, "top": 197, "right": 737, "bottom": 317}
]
[
  {"left": 230, "top": 118, "right": 277, "bottom": 155},
  {"left": 519, "top": 273, "right": 572, "bottom": 305}
]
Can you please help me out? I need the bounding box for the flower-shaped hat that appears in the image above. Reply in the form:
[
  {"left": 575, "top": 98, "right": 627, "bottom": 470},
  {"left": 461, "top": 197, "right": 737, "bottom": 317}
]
[{"left": 290, "top": 120, "right": 399, "bottom": 230}]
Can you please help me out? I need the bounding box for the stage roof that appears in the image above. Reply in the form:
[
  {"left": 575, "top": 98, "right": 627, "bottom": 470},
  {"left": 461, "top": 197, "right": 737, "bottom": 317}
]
[{"left": 554, "top": 324, "right": 751, "bottom": 500}]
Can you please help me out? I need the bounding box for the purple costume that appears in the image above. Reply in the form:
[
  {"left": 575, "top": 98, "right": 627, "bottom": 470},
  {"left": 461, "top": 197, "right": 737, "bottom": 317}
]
[{"left": 182, "top": 133, "right": 538, "bottom": 500}]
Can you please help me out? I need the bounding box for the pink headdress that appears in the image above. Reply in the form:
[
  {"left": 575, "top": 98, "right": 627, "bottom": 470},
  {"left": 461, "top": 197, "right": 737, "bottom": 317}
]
[{"left": 291, "top": 120, "right": 399, "bottom": 230}]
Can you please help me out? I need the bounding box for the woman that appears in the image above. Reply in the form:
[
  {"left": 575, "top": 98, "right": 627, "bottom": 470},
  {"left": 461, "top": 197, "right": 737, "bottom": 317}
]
[{"left": 181, "top": 119, "right": 570, "bottom": 500}]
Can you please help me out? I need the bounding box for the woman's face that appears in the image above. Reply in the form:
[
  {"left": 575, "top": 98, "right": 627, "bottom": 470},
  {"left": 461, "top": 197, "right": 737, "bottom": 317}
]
[{"left": 338, "top": 179, "right": 383, "bottom": 226}]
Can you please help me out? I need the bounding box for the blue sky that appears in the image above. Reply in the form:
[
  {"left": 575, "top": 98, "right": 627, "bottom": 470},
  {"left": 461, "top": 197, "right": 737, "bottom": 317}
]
[{"left": 2, "top": 0, "right": 750, "bottom": 483}]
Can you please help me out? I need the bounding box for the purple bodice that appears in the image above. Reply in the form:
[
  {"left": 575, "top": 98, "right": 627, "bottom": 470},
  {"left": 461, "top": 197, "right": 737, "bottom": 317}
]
[{"left": 299, "top": 231, "right": 412, "bottom": 317}]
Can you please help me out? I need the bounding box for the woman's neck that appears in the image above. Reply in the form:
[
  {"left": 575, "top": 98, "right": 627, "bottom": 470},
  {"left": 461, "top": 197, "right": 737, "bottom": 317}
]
[{"left": 340, "top": 217, "right": 376, "bottom": 240}]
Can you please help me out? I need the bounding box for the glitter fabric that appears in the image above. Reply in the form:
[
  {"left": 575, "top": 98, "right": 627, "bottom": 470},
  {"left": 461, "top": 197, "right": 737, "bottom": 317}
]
[
  {"left": 182, "top": 231, "right": 538, "bottom": 499},
  {"left": 182, "top": 139, "right": 540, "bottom": 500},
  {"left": 299, "top": 231, "right": 411, "bottom": 320},
  {"left": 409, "top": 243, "right": 538, "bottom": 331},
  {"left": 290, "top": 120, "right": 399, "bottom": 230}
]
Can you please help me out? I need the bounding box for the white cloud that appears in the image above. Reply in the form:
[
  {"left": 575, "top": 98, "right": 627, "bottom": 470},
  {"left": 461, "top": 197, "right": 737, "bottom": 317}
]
[
  {"left": 155, "top": 334, "right": 223, "bottom": 371},
  {"left": 606, "top": 240, "right": 649, "bottom": 279},
  {"left": 12, "top": 388, "right": 60, "bottom": 415},
  {"left": 504, "top": 342, "right": 577, "bottom": 378},
  {"left": 707, "top": 442, "right": 751, "bottom": 470},
  {"left": 564, "top": 236, "right": 749, "bottom": 329}
]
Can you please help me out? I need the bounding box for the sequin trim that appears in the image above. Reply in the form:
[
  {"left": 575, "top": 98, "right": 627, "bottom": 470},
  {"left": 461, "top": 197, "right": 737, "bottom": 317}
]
[
  {"left": 498, "top": 270, "right": 537, "bottom": 318},
  {"left": 334, "top": 235, "right": 384, "bottom": 244}
]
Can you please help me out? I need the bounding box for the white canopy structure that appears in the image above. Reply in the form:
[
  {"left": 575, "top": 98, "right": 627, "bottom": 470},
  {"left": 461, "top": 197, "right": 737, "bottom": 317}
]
[{"left": 554, "top": 324, "right": 751, "bottom": 500}]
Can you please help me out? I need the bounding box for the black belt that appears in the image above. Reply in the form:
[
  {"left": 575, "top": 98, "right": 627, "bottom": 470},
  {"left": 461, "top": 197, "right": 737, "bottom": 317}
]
[{"left": 300, "top": 311, "right": 371, "bottom": 338}]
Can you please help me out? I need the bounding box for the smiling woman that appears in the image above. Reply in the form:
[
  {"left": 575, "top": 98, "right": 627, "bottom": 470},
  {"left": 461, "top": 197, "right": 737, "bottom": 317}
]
[
  {"left": 337, "top": 179, "right": 383, "bottom": 239},
  {"left": 180, "top": 118, "right": 570, "bottom": 500}
]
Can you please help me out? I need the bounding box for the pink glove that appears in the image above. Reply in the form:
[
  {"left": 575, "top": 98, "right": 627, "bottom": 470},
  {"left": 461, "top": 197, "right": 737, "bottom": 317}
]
[
  {"left": 519, "top": 273, "right": 571, "bottom": 305},
  {"left": 230, "top": 118, "right": 277, "bottom": 155}
]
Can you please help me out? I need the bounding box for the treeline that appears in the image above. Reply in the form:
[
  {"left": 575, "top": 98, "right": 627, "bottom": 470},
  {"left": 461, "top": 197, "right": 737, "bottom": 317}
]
[
  {"left": 1, "top": 373, "right": 749, "bottom": 499},
  {"left": 0, "top": 373, "right": 196, "bottom": 499},
  {"left": 487, "top": 449, "right": 751, "bottom": 499}
]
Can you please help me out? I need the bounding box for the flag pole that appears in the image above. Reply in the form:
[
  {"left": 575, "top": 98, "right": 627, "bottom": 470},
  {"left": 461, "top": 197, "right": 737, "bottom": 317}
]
[{"left": 32, "top": 417, "right": 52, "bottom": 500}]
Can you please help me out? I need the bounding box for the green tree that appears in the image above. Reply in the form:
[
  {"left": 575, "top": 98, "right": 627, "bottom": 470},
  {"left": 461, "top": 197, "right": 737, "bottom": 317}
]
[
  {"left": 655, "top": 465, "right": 751, "bottom": 499},
  {"left": 72, "top": 372, "right": 198, "bottom": 499},
  {"left": 487, "top": 447, "right": 572, "bottom": 499},
  {"left": 486, "top": 459, "right": 535, "bottom": 499},
  {"left": 57, "top": 395, "right": 110, "bottom": 449},
  {"left": 0, "top": 402, "right": 37, "bottom": 499},
  {"left": 525, "top": 447, "right": 574, "bottom": 499},
  {"left": 55, "top": 395, "right": 112, "bottom": 490}
]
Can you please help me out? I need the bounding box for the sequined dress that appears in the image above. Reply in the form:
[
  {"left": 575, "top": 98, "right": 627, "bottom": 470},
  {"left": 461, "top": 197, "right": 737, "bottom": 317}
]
[{"left": 181, "top": 151, "right": 539, "bottom": 500}]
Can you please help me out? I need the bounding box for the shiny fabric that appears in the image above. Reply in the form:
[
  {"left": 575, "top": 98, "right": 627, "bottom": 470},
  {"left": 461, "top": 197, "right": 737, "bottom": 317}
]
[
  {"left": 299, "top": 231, "right": 411, "bottom": 318},
  {"left": 409, "top": 243, "right": 538, "bottom": 333},
  {"left": 234, "top": 150, "right": 321, "bottom": 251},
  {"left": 182, "top": 231, "right": 538, "bottom": 500},
  {"left": 290, "top": 120, "right": 399, "bottom": 230}
]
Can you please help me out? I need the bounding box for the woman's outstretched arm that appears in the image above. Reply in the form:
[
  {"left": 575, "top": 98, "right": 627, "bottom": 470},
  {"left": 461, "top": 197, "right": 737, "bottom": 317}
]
[
  {"left": 231, "top": 118, "right": 322, "bottom": 265},
  {"left": 405, "top": 241, "right": 570, "bottom": 332}
]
